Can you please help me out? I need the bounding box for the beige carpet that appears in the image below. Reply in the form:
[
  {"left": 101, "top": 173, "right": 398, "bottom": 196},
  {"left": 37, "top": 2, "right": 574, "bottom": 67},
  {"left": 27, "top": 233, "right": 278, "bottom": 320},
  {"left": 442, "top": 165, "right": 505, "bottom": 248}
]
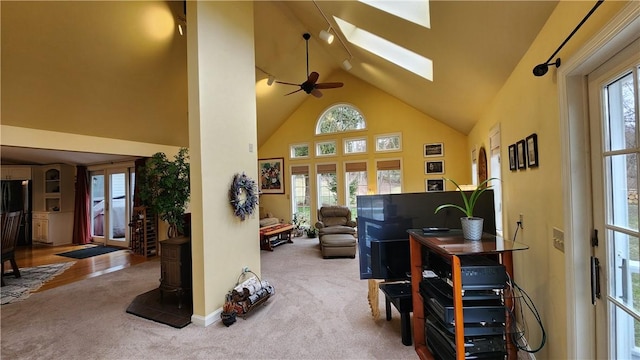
[{"left": 1, "top": 237, "right": 417, "bottom": 360}]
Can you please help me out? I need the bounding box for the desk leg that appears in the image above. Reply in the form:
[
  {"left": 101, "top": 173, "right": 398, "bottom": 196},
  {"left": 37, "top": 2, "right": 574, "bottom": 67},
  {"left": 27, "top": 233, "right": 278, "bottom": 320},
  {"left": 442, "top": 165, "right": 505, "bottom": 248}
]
[
  {"left": 400, "top": 312, "right": 412, "bottom": 346},
  {"left": 385, "top": 297, "right": 392, "bottom": 321}
]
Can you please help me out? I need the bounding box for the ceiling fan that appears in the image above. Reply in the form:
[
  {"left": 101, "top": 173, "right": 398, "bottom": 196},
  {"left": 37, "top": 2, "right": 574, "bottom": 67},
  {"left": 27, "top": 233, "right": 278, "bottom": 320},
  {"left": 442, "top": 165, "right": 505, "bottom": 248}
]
[{"left": 275, "top": 33, "right": 343, "bottom": 98}]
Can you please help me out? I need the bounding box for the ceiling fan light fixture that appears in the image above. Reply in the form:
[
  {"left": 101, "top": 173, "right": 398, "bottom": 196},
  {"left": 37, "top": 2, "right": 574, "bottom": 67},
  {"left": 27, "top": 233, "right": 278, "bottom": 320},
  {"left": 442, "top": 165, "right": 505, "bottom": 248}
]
[
  {"left": 267, "top": 75, "right": 276, "bottom": 86},
  {"left": 319, "top": 29, "right": 334, "bottom": 44},
  {"left": 342, "top": 59, "right": 352, "bottom": 71}
]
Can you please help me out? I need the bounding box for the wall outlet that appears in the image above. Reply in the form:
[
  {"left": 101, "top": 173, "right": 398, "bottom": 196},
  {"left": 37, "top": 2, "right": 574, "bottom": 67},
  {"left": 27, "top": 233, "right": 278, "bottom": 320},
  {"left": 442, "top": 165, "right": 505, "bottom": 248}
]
[
  {"left": 519, "top": 214, "right": 524, "bottom": 228},
  {"left": 553, "top": 227, "right": 564, "bottom": 253}
]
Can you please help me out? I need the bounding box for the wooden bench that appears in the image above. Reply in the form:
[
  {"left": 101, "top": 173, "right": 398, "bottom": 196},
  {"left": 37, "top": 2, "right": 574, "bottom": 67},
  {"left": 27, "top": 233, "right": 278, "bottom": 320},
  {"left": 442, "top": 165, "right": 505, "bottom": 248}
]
[{"left": 259, "top": 224, "right": 294, "bottom": 251}]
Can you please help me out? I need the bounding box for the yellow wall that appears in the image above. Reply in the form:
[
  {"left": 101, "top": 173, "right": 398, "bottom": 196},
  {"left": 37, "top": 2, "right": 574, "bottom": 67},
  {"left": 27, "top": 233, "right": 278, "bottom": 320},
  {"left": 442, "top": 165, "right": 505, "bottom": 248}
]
[
  {"left": 258, "top": 72, "right": 469, "bottom": 224},
  {"left": 468, "top": 1, "right": 628, "bottom": 358}
]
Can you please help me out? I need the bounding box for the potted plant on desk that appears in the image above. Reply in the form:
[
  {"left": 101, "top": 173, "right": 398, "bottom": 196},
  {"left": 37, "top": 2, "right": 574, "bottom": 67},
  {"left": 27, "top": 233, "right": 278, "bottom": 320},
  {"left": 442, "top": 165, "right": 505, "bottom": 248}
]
[{"left": 434, "top": 177, "right": 498, "bottom": 240}]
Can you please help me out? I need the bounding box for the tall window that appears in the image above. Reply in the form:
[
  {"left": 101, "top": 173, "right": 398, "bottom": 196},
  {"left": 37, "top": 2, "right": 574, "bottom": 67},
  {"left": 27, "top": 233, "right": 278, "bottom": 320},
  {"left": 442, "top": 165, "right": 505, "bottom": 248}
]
[
  {"left": 345, "top": 161, "right": 368, "bottom": 217},
  {"left": 317, "top": 163, "right": 338, "bottom": 207},
  {"left": 316, "top": 104, "right": 366, "bottom": 134},
  {"left": 291, "top": 165, "right": 311, "bottom": 227},
  {"left": 489, "top": 126, "right": 503, "bottom": 236},
  {"left": 376, "top": 159, "right": 402, "bottom": 194}
]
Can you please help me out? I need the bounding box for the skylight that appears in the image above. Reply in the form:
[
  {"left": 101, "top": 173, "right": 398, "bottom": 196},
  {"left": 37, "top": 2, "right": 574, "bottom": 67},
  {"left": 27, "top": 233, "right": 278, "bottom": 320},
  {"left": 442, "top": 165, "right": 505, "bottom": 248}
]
[
  {"left": 334, "top": 17, "right": 433, "bottom": 81},
  {"left": 358, "top": 0, "right": 430, "bottom": 29}
]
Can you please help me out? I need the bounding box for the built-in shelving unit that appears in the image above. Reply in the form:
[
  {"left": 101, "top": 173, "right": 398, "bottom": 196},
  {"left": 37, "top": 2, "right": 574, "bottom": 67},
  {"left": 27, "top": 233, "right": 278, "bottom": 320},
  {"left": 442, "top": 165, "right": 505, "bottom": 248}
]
[
  {"left": 130, "top": 206, "right": 158, "bottom": 257},
  {"left": 32, "top": 164, "right": 75, "bottom": 245}
]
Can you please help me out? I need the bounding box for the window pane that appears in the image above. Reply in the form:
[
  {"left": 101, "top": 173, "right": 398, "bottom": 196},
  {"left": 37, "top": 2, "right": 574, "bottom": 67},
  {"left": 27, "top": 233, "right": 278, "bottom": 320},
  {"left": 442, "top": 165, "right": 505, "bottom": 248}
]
[
  {"left": 317, "top": 173, "right": 338, "bottom": 206},
  {"left": 605, "top": 72, "right": 635, "bottom": 151},
  {"left": 606, "top": 154, "right": 638, "bottom": 231},
  {"left": 377, "top": 170, "right": 401, "bottom": 194},
  {"left": 375, "top": 134, "right": 401, "bottom": 151},
  {"left": 91, "top": 173, "right": 105, "bottom": 237},
  {"left": 346, "top": 171, "right": 368, "bottom": 216},
  {"left": 290, "top": 144, "right": 309, "bottom": 158},
  {"left": 345, "top": 138, "right": 367, "bottom": 154},
  {"left": 316, "top": 141, "right": 337, "bottom": 156},
  {"left": 317, "top": 104, "right": 366, "bottom": 134},
  {"left": 291, "top": 174, "right": 311, "bottom": 227}
]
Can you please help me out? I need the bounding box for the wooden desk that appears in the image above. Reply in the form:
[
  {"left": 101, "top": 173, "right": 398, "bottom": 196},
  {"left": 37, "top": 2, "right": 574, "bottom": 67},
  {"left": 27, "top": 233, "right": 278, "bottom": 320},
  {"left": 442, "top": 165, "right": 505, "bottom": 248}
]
[
  {"left": 407, "top": 229, "right": 528, "bottom": 360},
  {"left": 259, "top": 224, "right": 294, "bottom": 251}
]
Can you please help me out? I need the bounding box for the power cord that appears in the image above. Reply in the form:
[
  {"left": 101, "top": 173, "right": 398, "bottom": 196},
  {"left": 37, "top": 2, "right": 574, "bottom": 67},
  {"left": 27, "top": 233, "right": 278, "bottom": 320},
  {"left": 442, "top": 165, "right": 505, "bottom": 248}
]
[
  {"left": 513, "top": 220, "right": 524, "bottom": 242},
  {"left": 505, "top": 274, "right": 547, "bottom": 353}
]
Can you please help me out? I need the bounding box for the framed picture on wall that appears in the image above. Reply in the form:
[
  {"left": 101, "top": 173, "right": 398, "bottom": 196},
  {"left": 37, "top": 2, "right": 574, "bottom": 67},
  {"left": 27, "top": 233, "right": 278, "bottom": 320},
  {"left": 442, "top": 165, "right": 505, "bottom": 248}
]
[
  {"left": 424, "top": 143, "right": 444, "bottom": 157},
  {"left": 425, "top": 160, "right": 444, "bottom": 174},
  {"left": 526, "top": 133, "right": 539, "bottom": 168},
  {"left": 508, "top": 144, "right": 517, "bottom": 171},
  {"left": 258, "top": 158, "right": 284, "bottom": 194},
  {"left": 516, "top": 140, "right": 527, "bottom": 170},
  {"left": 425, "top": 178, "right": 445, "bottom": 192}
]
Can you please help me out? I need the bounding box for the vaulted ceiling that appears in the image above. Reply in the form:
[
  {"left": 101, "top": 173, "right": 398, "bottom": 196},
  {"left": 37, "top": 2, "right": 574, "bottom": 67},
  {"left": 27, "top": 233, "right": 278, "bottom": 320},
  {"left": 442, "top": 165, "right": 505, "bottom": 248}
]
[{"left": 1, "top": 1, "right": 558, "bottom": 165}]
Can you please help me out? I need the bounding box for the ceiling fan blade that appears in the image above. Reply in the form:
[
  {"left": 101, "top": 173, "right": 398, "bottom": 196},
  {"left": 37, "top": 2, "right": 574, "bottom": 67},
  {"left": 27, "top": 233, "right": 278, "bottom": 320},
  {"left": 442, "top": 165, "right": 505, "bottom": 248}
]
[
  {"left": 307, "top": 72, "right": 319, "bottom": 85},
  {"left": 284, "top": 88, "right": 303, "bottom": 96},
  {"left": 275, "top": 80, "right": 301, "bottom": 87},
  {"left": 315, "top": 82, "right": 344, "bottom": 89},
  {"left": 311, "top": 89, "right": 323, "bottom": 98}
]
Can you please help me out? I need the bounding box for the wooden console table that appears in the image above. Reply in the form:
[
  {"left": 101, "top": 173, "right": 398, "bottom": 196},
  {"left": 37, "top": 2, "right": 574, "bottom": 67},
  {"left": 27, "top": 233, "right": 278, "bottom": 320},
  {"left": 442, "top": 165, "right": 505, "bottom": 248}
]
[
  {"left": 259, "top": 224, "right": 294, "bottom": 251},
  {"left": 408, "top": 229, "right": 528, "bottom": 360}
]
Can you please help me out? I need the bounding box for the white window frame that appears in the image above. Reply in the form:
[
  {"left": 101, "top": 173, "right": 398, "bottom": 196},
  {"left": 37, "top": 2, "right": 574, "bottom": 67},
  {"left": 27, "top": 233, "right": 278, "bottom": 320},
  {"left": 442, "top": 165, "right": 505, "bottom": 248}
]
[
  {"left": 290, "top": 143, "right": 310, "bottom": 159},
  {"left": 343, "top": 136, "right": 368, "bottom": 155},
  {"left": 315, "top": 140, "right": 338, "bottom": 157},
  {"left": 374, "top": 132, "right": 402, "bottom": 152}
]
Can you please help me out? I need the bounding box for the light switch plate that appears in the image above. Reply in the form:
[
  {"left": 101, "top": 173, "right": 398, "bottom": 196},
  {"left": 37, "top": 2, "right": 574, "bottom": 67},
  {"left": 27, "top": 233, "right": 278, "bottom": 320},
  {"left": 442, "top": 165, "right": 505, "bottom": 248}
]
[{"left": 553, "top": 227, "right": 564, "bottom": 253}]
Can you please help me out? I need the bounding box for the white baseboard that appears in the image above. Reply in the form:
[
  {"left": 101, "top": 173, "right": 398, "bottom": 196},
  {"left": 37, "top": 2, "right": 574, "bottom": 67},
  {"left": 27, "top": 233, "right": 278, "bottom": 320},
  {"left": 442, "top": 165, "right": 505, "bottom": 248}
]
[{"left": 191, "top": 308, "right": 222, "bottom": 327}]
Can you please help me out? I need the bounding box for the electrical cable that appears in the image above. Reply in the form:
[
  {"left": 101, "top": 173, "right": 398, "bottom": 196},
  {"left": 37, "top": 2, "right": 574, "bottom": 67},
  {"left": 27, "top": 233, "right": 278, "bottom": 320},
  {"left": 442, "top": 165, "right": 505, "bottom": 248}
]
[{"left": 506, "top": 272, "right": 547, "bottom": 353}]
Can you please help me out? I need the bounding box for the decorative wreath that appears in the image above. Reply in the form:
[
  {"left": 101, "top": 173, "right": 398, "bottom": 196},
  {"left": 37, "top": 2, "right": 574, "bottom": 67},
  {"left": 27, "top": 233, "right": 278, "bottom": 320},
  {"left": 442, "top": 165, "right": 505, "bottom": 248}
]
[{"left": 229, "top": 173, "right": 259, "bottom": 221}]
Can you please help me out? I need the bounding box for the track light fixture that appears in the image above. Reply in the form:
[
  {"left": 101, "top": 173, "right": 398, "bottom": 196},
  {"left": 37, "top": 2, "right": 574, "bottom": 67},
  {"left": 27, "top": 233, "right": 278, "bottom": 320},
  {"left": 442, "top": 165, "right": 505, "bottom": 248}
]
[
  {"left": 533, "top": 0, "right": 603, "bottom": 77},
  {"left": 342, "top": 59, "right": 352, "bottom": 71},
  {"left": 319, "top": 29, "right": 334, "bottom": 44},
  {"left": 267, "top": 75, "right": 275, "bottom": 86}
]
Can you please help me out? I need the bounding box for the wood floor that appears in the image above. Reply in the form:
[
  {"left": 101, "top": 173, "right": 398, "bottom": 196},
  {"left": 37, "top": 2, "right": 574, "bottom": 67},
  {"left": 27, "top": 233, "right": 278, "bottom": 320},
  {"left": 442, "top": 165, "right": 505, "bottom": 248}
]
[{"left": 9, "top": 243, "right": 153, "bottom": 292}]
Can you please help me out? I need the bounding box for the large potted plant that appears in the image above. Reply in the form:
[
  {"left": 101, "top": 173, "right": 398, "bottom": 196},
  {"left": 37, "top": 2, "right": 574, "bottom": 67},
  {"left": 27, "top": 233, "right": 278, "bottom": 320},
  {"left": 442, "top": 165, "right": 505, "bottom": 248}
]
[
  {"left": 139, "top": 147, "right": 190, "bottom": 238},
  {"left": 434, "top": 177, "right": 497, "bottom": 240}
]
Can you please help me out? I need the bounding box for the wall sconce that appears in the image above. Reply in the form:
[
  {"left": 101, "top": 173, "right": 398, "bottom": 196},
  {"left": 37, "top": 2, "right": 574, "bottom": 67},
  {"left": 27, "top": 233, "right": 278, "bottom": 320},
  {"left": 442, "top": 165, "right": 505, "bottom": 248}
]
[
  {"left": 267, "top": 75, "right": 276, "bottom": 86},
  {"left": 319, "top": 29, "right": 334, "bottom": 44}
]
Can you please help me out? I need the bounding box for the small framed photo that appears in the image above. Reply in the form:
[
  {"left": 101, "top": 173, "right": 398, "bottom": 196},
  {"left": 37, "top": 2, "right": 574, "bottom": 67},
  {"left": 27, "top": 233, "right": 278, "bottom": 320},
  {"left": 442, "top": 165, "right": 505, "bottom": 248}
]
[
  {"left": 426, "top": 178, "right": 445, "bottom": 192},
  {"left": 258, "top": 158, "right": 285, "bottom": 194},
  {"left": 516, "top": 140, "right": 527, "bottom": 170},
  {"left": 425, "top": 160, "right": 444, "bottom": 174},
  {"left": 526, "top": 133, "right": 539, "bottom": 168},
  {"left": 508, "top": 144, "right": 517, "bottom": 171},
  {"left": 424, "top": 143, "right": 444, "bottom": 157}
]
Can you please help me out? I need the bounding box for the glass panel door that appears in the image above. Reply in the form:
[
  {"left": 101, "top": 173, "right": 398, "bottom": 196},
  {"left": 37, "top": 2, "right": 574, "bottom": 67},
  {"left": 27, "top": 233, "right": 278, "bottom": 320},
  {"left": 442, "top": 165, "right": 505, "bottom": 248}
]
[
  {"left": 107, "top": 168, "right": 130, "bottom": 247},
  {"left": 90, "top": 171, "right": 105, "bottom": 244},
  {"left": 589, "top": 39, "right": 639, "bottom": 359}
]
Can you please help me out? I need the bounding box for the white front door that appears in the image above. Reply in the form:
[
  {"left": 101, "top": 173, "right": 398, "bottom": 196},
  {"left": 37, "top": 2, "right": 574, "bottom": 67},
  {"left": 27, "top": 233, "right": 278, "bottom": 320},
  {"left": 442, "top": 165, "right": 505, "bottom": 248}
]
[{"left": 589, "top": 37, "right": 640, "bottom": 359}]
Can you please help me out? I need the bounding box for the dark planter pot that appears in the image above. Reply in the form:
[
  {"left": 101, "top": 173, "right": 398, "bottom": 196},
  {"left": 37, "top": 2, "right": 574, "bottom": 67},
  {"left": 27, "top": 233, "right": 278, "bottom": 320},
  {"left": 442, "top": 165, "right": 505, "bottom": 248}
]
[{"left": 221, "top": 311, "right": 237, "bottom": 327}]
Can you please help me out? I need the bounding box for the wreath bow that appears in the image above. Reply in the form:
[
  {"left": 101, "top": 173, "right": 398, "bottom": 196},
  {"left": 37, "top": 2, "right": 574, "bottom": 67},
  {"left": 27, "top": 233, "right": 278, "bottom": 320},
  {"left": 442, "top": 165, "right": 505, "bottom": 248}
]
[{"left": 230, "top": 173, "right": 258, "bottom": 221}]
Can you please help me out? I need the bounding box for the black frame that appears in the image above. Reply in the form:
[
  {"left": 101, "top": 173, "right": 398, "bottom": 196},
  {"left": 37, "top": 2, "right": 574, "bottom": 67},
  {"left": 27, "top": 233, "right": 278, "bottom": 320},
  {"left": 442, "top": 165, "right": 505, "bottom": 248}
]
[
  {"left": 425, "top": 160, "right": 444, "bottom": 174},
  {"left": 516, "top": 140, "right": 527, "bottom": 169},
  {"left": 508, "top": 144, "right": 517, "bottom": 171},
  {"left": 425, "top": 178, "right": 445, "bottom": 192},
  {"left": 424, "top": 143, "right": 444, "bottom": 157},
  {"left": 526, "top": 133, "right": 539, "bottom": 168}
]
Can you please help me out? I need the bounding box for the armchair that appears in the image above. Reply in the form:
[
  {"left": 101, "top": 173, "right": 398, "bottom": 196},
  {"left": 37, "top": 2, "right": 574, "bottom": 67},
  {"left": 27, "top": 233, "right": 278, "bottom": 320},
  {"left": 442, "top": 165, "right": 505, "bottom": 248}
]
[{"left": 315, "top": 206, "right": 357, "bottom": 236}]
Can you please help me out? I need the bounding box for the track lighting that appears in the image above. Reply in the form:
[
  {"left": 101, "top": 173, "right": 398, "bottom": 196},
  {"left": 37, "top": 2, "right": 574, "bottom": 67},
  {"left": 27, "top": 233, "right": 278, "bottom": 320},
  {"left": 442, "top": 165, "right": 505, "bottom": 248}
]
[
  {"left": 267, "top": 75, "right": 275, "bottom": 86},
  {"left": 533, "top": 0, "right": 603, "bottom": 77},
  {"left": 319, "top": 29, "right": 334, "bottom": 44},
  {"left": 342, "top": 59, "right": 352, "bottom": 71}
]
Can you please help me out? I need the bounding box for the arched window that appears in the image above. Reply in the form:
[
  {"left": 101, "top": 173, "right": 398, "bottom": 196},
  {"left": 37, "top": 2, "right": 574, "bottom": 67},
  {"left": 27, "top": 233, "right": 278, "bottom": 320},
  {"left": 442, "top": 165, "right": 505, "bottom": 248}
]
[{"left": 315, "top": 104, "right": 366, "bottom": 135}]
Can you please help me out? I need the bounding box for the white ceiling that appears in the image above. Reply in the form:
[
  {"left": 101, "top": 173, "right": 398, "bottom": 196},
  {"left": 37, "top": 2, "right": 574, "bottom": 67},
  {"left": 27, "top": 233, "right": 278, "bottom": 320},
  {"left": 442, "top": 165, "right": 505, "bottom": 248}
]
[{"left": 1, "top": 1, "right": 558, "bottom": 166}]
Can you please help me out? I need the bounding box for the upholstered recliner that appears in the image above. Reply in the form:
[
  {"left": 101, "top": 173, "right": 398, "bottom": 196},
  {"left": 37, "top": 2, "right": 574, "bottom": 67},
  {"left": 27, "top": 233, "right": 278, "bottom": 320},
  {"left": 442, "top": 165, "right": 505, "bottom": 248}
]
[
  {"left": 315, "top": 206, "right": 357, "bottom": 259},
  {"left": 315, "top": 206, "right": 357, "bottom": 236}
]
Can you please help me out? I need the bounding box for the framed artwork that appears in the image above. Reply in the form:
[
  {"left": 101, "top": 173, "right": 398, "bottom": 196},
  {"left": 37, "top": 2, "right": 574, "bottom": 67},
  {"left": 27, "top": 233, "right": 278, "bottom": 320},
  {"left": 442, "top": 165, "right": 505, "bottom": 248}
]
[
  {"left": 516, "top": 140, "right": 527, "bottom": 170},
  {"left": 508, "top": 144, "right": 517, "bottom": 171},
  {"left": 426, "top": 178, "right": 445, "bottom": 192},
  {"left": 425, "top": 160, "right": 444, "bottom": 174},
  {"left": 526, "top": 133, "right": 539, "bottom": 168},
  {"left": 258, "top": 158, "right": 284, "bottom": 194},
  {"left": 424, "top": 143, "right": 444, "bottom": 157}
]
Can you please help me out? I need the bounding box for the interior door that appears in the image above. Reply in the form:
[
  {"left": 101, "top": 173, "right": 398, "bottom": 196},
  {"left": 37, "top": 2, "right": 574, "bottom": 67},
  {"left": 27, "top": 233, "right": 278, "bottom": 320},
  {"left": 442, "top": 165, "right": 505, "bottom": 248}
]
[
  {"left": 90, "top": 171, "right": 106, "bottom": 244},
  {"left": 589, "top": 38, "right": 640, "bottom": 359}
]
